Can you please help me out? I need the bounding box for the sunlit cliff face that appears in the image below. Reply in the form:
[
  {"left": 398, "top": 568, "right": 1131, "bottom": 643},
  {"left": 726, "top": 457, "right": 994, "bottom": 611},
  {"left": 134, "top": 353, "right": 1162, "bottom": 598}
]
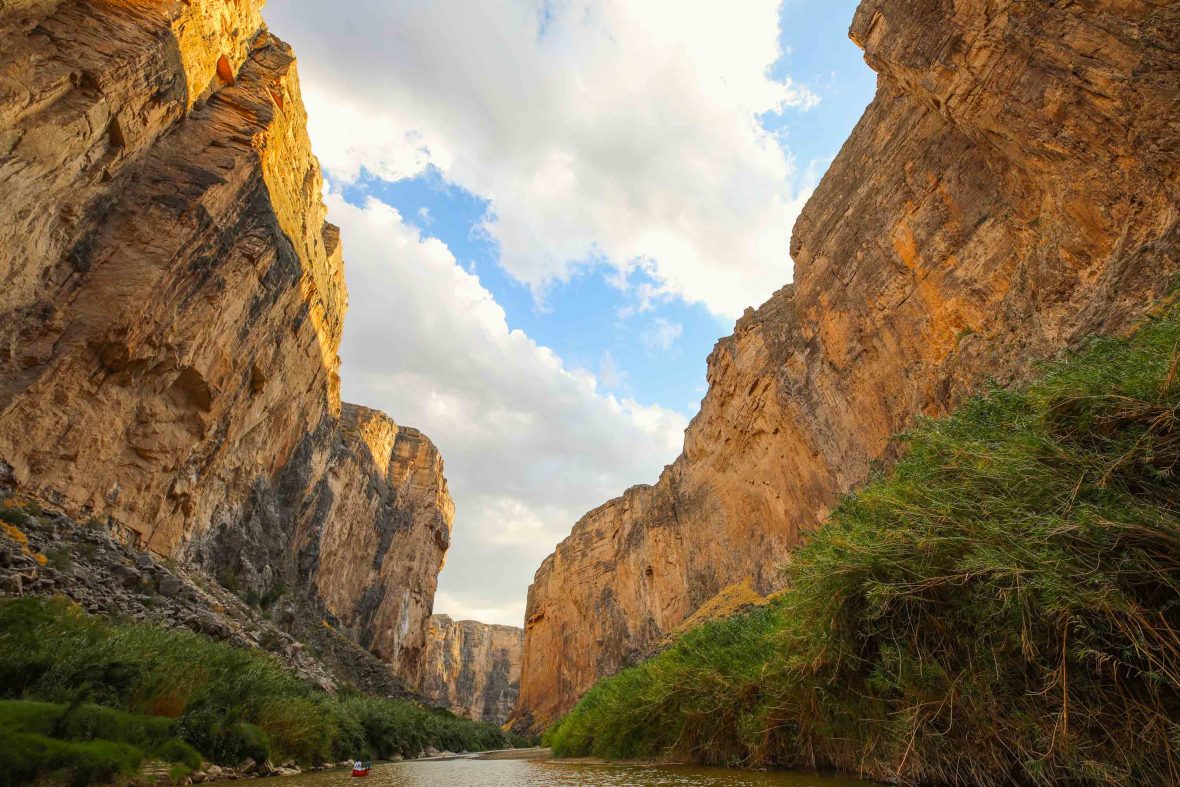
[
  {"left": 512, "top": 0, "right": 1180, "bottom": 730},
  {"left": 0, "top": 0, "right": 450, "bottom": 693}
]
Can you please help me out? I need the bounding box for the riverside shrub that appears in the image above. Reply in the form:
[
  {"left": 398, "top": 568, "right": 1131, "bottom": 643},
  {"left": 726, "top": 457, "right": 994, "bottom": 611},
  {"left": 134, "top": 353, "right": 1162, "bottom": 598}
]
[
  {"left": 545, "top": 310, "right": 1180, "bottom": 786},
  {"left": 0, "top": 700, "right": 200, "bottom": 787},
  {"left": 0, "top": 597, "right": 509, "bottom": 770}
]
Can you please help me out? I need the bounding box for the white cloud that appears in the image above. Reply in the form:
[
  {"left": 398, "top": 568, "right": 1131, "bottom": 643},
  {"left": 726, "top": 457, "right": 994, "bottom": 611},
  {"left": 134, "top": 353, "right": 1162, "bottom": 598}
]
[
  {"left": 433, "top": 590, "right": 525, "bottom": 630},
  {"left": 327, "top": 193, "right": 687, "bottom": 626},
  {"left": 641, "top": 317, "right": 684, "bottom": 353},
  {"left": 598, "top": 350, "right": 624, "bottom": 389},
  {"left": 267, "top": 0, "right": 816, "bottom": 318}
]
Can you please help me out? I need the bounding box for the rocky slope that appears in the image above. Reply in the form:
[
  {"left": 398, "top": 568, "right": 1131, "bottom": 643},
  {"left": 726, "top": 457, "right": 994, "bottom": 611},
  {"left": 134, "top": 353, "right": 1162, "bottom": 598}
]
[
  {"left": 418, "top": 614, "right": 523, "bottom": 724},
  {"left": 514, "top": 0, "right": 1180, "bottom": 730},
  {"left": 0, "top": 0, "right": 450, "bottom": 689},
  {"left": 0, "top": 493, "right": 422, "bottom": 699}
]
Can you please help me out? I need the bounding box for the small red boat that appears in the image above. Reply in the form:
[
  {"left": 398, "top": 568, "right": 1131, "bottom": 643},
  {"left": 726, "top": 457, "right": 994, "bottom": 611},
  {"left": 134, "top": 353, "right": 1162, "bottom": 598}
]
[{"left": 351, "top": 761, "right": 371, "bottom": 777}]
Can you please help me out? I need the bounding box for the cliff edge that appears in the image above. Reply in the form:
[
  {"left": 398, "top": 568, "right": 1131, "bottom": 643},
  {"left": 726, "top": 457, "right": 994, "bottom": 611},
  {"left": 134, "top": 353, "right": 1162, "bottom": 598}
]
[
  {"left": 0, "top": 0, "right": 451, "bottom": 689},
  {"left": 514, "top": 0, "right": 1180, "bottom": 730}
]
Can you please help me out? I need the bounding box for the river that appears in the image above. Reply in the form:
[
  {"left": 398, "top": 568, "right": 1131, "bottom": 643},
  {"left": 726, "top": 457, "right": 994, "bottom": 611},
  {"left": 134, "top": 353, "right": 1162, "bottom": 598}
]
[{"left": 278, "top": 751, "right": 875, "bottom": 787}]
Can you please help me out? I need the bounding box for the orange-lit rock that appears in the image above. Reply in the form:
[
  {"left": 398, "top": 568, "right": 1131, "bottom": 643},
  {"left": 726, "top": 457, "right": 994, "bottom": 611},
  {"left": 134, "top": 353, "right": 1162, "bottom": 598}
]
[
  {"left": 514, "top": 0, "right": 1180, "bottom": 731},
  {"left": 418, "top": 615, "right": 523, "bottom": 724},
  {"left": 0, "top": 0, "right": 451, "bottom": 690},
  {"left": 0, "top": 0, "right": 341, "bottom": 554}
]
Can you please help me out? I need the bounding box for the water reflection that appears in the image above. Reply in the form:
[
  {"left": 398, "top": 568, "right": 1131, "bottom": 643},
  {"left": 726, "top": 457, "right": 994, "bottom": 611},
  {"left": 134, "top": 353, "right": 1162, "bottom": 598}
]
[{"left": 280, "top": 757, "right": 874, "bottom": 787}]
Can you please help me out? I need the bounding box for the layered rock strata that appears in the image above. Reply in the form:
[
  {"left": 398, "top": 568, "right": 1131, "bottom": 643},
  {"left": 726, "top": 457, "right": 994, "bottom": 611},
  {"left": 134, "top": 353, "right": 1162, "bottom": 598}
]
[
  {"left": 418, "top": 614, "right": 523, "bottom": 724},
  {"left": 515, "top": 0, "right": 1180, "bottom": 730},
  {"left": 0, "top": 0, "right": 451, "bottom": 688}
]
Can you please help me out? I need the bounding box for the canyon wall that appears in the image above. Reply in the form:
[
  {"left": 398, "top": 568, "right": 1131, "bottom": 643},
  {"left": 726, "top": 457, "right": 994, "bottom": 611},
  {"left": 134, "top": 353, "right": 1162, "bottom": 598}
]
[
  {"left": 187, "top": 404, "right": 453, "bottom": 686},
  {"left": 418, "top": 615, "right": 523, "bottom": 724},
  {"left": 514, "top": 0, "right": 1180, "bottom": 730},
  {"left": 0, "top": 0, "right": 450, "bottom": 689}
]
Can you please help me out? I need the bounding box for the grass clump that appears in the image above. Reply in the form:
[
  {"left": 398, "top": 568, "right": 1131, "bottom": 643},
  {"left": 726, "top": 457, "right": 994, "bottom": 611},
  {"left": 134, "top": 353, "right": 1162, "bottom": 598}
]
[
  {"left": 546, "top": 312, "right": 1180, "bottom": 786},
  {"left": 0, "top": 727, "right": 142, "bottom": 787},
  {"left": 0, "top": 597, "right": 510, "bottom": 772},
  {"left": 0, "top": 700, "right": 200, "bottom": 787}
]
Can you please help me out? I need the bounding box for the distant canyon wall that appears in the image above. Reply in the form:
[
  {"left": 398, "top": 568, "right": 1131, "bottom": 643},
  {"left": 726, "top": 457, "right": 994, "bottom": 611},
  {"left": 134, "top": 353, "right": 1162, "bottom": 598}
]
[
  {"left": 0, "top": 0, "right": 450, "bottom": 687},
  {"left": 514, "top": 0, "right": 1180, "bottom": 730},
  {"left": 418, "top": 615, "right": 523, "bottom": 724}
]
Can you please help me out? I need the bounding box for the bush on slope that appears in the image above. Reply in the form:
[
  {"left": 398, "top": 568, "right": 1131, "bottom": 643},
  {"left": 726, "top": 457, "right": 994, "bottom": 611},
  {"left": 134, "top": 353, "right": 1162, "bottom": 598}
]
[
  {"left": 546, "top": 311, "right": 1180, "bottom": 786},
  {"left": 0, "top": 596, "right": 508, "bottom": 777}
]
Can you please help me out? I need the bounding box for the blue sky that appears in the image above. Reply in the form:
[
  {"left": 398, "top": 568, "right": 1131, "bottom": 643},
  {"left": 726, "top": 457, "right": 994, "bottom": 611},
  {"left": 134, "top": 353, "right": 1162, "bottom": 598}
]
[
  {"left": 336, "top": 170, "right": 730, "bottom": 415},
  {"left": 326, "top": 0, "right": 873, "bottom": 420},
  {"left": 267, "top": 0, "right": 875, "bottom": 625}
]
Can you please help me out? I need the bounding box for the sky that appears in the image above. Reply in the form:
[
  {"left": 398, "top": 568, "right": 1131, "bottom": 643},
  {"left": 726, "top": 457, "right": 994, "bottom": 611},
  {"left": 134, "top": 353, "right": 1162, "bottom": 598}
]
[{"left": 263, "top": 0, "right": 876, "bottom": 627}]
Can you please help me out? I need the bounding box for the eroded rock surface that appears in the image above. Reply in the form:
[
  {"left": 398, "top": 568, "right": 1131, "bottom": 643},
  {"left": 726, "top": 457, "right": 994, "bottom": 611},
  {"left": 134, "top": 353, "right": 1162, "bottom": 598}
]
[
  {"left": 418, "top": 614, "right": 523, "bottom": 724},
  {"left": 514, "top": 0, "right": 1180, "bottom": 730},
  {"left": 0, "top": 0, "right": 343, "bottom": 553},
  {"left": 188, "top": 404, "right": 453, "bottom": 685},
  {"left": 0, "top": 495, "right": 423, "bottom": 699},
  {"left": 0, "top": 0, "right": 451, "bottom": 690}
]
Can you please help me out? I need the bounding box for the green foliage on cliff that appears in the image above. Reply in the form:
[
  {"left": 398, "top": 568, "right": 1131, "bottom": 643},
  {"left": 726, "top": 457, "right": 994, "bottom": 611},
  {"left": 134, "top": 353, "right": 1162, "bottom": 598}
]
[
  {"left": 545, "top": 310, "right": 1180, "bottom": 786},
  {"left": 0, "top": 596, "right": 509, "bottom": 776}
]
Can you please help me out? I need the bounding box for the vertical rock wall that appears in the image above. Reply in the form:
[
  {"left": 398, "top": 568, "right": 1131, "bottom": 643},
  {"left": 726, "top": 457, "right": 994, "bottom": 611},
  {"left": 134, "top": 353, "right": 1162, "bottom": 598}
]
[
  {"left": 514, "top": 0, "right": 1180, "bottom": 730},
  {"left": 189, "top": 404, "right": 454, "bottom": 684},
  {"left": 418, "top": 614, "right": 524, "bottom": 724},
  {"left": 0, "top": 0, "right": 341, "bottom": 554},
  {"left": 0, "top": 0, "right": 453, "bottom": 689}
]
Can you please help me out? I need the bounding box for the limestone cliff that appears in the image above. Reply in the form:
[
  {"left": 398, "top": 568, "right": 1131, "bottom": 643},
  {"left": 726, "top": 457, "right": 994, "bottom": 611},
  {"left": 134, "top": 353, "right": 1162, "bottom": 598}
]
[
  {"left": 418, "top": 615, "right": 523, "bottom": 724},
  {"left": 515, "top": 0, "right": 1180, "bottom": 730},
  {"left": 188, "top": 404, "right": 453, "bottom": 686},
  {"left": 0, "top": 0, "right": 451, "bottom": 690}
]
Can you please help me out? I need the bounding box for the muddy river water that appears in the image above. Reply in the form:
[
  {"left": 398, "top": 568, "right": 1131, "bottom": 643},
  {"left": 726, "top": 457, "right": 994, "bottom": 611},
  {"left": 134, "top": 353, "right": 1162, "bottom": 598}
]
[{"left": 278, "top": 751, "right": 875, "bottom": 787}]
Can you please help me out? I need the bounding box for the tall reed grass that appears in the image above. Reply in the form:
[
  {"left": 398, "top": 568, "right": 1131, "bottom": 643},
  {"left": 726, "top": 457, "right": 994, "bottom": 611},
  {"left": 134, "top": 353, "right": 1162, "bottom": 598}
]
[{"left": 546, "top": 311, "right": 1180, "bottom": 786}]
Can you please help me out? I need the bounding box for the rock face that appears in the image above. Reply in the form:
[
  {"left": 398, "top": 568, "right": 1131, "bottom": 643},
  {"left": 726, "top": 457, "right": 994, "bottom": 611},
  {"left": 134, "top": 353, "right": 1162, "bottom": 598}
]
[
  {"left": 0, "top": 497, "right": 418, "bottom": 699},
  {"left": 514, "top": 0, "right": 1180, "bottom": 730},
  {"left": 0, "top": 0, "right": 342, "bottom": 552},
  {"left": 0, "top": 0, "right": 451, "bottom": 687},
  {"left": 418, "top": 614, "right": 523, "bottom": 724},
  {"left": 188, "top": 404, "right": 453, "bottom": 684}
]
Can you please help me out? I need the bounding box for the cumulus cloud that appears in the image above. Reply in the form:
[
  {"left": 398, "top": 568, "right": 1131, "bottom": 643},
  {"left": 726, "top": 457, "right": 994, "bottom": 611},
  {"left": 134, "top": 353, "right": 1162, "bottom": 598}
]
[
  {"left": 641, "top": 317, "right": 684, "bottom": 353},
  {"left": 328, "top": 193, "right": 687, "bottom": 626},
  {"left": 267, "top": 0, "right": 816, "bottom": 318},
  {"left": 598, "top": 351, "right": 625, "bottom": 390}
]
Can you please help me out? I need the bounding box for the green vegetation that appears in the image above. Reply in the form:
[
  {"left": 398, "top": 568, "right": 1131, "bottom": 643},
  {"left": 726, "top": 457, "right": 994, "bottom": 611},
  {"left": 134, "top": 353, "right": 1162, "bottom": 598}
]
[
  {"left": 506, "top": 731, "right": 541, "bottom": 749},
  {"left": 0, "top": 699, "right": 200, "bottom": 787},
  {"left": 546, "top": 311, "right": 1180, "bottom": 786},
  {"left": 0, "top": 596, "right": 510, "bottom": 783}
]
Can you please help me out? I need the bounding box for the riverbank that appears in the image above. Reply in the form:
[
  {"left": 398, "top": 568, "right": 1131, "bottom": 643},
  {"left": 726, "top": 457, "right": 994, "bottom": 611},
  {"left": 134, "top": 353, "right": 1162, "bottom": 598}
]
[
  {"left": 0, "top": 595, "right": 512, "bottom": 785},
  {"left": 545, "top": 310, "right": 1180, "bottom": 786},
  {"left": 470, "top": 746, "right": 554, "bottom": 760}
]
